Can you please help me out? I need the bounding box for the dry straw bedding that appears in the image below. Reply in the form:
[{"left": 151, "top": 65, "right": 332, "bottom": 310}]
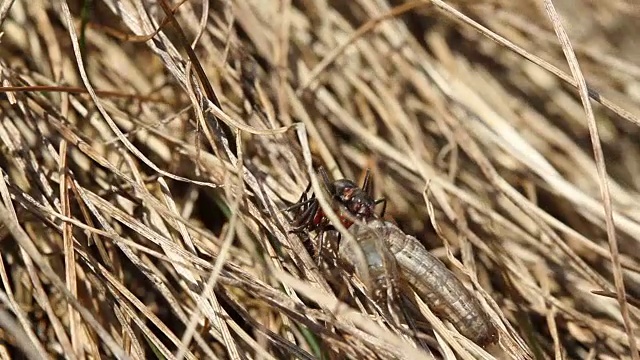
[{"left": 0, "top": 0, "right": 639, "bottom": 359}]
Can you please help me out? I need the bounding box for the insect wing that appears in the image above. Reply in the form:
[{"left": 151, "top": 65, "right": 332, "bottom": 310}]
[{"left": 340, "top": 224, "right": 400, "bottom": 309}]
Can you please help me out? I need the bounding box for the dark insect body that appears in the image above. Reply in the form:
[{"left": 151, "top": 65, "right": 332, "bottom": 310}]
[
  {"left": 286, "top": 167, "right": 385, "bottom": 260},
  {"left": 287, "top": 167, "right": 386, "bottom": 233}
]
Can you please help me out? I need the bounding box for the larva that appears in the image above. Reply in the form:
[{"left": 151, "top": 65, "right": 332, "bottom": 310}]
[{"left": 355, "top": 220, "right": 499, "bottom": 346}]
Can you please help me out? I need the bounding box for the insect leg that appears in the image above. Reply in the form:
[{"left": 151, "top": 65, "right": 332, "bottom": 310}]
[
  {"left": 315, "top": 226, "right": 339, "bottom": 266},
  {"left": 289, "top": 199, "right": 319, "bottom": 232},
  {"left": 282, "top": 180, "right": 313, "bottom": 214},
  {"left": 375, "top": 198, "right": 387, "bottom": 218},
  {"left": 315, "top": 228, "right": 325, "bottom": 265},
  {"left": 399, "top": 295, "right": 432, "bottom": 352},
  {"left": 298, "top": 181, "right": 312, "bottom": 202},
  {"left": 282, "top": 197, "right": 314, "bottom": 213}
]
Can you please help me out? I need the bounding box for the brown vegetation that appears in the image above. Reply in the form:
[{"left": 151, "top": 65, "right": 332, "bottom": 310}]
[{"left": 0, "top": 0, "right": 639, "bottom": 359}]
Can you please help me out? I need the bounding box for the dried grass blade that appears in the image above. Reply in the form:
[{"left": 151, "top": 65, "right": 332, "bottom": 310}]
[
  {"left": 541, "top": 1, "right": 638, "bottom": 358},
  {"left": 0, "top": 171, "right": 128, "bottom": 359}
]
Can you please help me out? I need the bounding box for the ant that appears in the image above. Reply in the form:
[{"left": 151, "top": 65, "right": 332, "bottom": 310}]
[{"left": 285, "top": 167, "right": 386, "bottom": 259}]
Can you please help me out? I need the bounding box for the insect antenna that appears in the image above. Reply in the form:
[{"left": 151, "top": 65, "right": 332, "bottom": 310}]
[
  {"left": 362, "top": 168, "right": 387, "bottom": 218},
  {"left": 375, "top": 198, "right": 387, "bottom": 218},
  {"left": 318, "top": 166, "right": 335, "bottom": 195},
  {"left": 361, "top": 168, "right": 372, "bottom": 195}
]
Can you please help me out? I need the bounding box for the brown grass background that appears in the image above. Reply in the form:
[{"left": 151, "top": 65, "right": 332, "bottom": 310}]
[{"left": 0, "top": 0, "right": 639, "bottom": 359}]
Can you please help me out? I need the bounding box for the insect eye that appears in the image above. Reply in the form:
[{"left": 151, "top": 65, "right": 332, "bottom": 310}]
[
  {"left": 333, "top": 180, "right": 355, "bottom": 197},
  {"left": 340, "top": 187, "right": 355, "bottom": 201}
]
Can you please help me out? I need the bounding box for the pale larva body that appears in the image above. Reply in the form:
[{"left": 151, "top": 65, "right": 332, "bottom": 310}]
[{"left": 352, "top": 220, "right": 498, "bottom": 346}]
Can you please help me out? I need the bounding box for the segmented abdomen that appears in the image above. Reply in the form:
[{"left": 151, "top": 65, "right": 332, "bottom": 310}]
[{"left": 367, "top": 220, "right": 498, "bottom": 346}]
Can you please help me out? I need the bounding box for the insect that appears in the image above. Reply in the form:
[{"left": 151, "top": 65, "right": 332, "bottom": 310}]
[
  {"left": 354, "top": 219, "right": 499, "bottom": 347},
  {"left": 287, "top": 167, "right": 385, "bottom": 232},
  {"left": 286, "top": 167, "right": 386, "bottom": 259},
  {"left": 287, "top": 168, "right": 499, "bottom": 346}
]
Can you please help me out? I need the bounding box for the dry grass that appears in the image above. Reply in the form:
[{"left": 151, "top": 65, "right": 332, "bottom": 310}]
[{"left": 1, "top": 0, "right": 639, "bottom": 359}]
